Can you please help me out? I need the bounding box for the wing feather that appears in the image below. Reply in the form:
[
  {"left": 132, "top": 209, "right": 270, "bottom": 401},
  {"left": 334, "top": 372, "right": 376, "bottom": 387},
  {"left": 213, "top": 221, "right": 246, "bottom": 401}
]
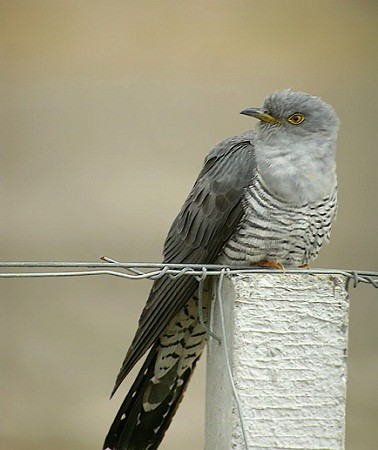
[{"left": 112, "top": 134, "right": 256, "bottom": 394}]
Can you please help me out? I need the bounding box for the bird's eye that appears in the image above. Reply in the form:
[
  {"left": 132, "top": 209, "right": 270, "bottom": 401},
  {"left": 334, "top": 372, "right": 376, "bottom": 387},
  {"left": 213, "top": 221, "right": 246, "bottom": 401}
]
[{"left": 287, "top": 113, "right": 305, "bottom": 125}]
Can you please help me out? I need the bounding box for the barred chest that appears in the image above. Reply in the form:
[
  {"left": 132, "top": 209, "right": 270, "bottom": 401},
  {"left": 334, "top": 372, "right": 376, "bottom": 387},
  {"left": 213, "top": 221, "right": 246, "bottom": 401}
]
[{"left": 218, "top": 175, "right": 338, "bottom": 268}]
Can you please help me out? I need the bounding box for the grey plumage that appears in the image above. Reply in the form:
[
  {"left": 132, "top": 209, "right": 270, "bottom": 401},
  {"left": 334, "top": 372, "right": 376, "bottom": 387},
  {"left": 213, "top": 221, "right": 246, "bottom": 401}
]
[
  {"left": 104, "top": 89, "right": 339, "bottom": 450},
  {"left": 219, "top": 173, "right": 338, "bottom": 266}
]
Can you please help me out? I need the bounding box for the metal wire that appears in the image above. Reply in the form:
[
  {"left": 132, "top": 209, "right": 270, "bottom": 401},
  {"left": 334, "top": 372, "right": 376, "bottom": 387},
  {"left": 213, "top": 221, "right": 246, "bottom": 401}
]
[
  {"left": 216, "top": 268, "right": 250, "bottom": 450},
  {"left": 1, "top": 260, "right": 376, "bottom": 449},
  {"left": 196, "top": 268, "right": 222, "bottom": 343},
  {"left": 0, "top": 260, "right": 377, "bottom": 291}
]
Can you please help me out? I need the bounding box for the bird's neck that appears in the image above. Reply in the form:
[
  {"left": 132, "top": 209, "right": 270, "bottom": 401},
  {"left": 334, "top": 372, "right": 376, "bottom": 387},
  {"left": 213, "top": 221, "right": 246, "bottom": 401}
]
[{"left": 254, "top": 136, "right": 337, "bottom": 204}]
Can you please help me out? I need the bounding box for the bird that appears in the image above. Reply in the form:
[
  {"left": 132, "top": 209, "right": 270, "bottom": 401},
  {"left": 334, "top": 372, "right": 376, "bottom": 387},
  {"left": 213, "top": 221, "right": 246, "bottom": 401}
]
[{"left": 103, "top": 89, "right": 339, "bottom": 450}]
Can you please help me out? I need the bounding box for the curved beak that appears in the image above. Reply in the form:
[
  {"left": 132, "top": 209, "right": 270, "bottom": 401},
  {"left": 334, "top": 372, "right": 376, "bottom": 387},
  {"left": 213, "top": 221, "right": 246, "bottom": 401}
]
[{"left": 240, "top": 107, "right": 282, "bottom": 124}]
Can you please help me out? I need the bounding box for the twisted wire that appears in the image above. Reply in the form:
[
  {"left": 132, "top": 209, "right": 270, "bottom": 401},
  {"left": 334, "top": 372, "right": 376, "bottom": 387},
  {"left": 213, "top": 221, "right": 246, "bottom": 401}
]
[
  {"left": 0, "top": 261, "right": 376, "bottom": 291},
  {"left": 1, "top": 260, "right": 376, "bottom": 449}
]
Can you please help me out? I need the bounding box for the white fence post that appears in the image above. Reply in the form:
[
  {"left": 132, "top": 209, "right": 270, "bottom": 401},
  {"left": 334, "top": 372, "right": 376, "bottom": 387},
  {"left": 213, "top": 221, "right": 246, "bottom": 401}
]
[{"left": 205, "top": 273, "right": 349, "bottom": 450}]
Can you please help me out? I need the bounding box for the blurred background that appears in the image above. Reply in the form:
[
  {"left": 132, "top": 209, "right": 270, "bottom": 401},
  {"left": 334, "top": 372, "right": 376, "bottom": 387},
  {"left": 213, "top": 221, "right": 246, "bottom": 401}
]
[{"left": 1, "top": 1, "right": 377, "bottom": 449}]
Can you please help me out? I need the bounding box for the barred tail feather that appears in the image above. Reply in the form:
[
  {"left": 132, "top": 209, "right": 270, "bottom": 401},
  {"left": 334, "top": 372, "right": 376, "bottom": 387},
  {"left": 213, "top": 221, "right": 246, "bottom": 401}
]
[{"left": 104, "top": 297, "right": 208, "bottom": 450}]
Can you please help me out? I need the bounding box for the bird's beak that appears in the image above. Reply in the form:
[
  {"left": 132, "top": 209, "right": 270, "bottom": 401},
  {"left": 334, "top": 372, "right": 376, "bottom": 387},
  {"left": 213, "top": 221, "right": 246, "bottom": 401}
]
[{"left": 240, "top": 107, "right": 282, "bottom": 125}]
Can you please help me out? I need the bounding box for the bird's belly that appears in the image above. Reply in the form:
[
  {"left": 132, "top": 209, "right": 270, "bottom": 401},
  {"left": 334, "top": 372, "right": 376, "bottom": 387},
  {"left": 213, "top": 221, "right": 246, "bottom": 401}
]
[{"left": 218, "top": 183, "right": 337, "bottom": 268}]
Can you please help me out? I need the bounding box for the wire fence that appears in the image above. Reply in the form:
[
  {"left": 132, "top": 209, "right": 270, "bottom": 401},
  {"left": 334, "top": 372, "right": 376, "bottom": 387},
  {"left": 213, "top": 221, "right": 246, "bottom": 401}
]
[
  {"left": 2, "top": 259, "right": 376, "bottom": 449},
  {"left": 0, "top": 259, "right": 377, "bottom": 291}
]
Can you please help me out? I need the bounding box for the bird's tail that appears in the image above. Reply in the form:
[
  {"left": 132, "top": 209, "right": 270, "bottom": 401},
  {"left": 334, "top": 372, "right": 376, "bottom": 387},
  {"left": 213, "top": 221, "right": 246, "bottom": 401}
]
[{"left": 103, "top": 296, "right": 209, "bottom": 450}]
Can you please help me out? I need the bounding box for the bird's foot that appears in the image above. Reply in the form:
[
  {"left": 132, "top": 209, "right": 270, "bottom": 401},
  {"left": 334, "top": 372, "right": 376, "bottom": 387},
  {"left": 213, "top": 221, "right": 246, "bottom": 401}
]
[{"left": 253, "top": 260, "right": 285, "bottom": 271}]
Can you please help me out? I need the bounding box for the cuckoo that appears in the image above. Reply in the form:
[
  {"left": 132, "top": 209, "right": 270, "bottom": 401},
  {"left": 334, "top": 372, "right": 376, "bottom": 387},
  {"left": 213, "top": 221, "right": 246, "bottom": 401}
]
[{"left": 103, "top": 89, "right": 339, "bottom": 450}]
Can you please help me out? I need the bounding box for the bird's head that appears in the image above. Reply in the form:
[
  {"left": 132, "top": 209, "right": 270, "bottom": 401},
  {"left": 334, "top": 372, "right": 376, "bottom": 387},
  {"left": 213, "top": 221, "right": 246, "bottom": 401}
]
[
  {"left": 241, "top": 89, "right": 339, "bottom": 139},
  {"left": 241, "top": 89, "right": 339, "bottom": 204}
]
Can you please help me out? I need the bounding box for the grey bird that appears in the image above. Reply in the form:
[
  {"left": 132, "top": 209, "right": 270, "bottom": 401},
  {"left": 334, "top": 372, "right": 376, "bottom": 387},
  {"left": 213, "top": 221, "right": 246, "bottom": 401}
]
[{"left": 103, "top": 89, "right": 339, "bottom": 450}]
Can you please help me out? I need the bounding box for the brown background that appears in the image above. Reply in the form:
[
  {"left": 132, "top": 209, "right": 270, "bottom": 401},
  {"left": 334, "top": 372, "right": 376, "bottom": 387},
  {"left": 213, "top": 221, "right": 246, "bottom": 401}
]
[{"left": 1, "top": 1, "right": 377, "bottom": 449}]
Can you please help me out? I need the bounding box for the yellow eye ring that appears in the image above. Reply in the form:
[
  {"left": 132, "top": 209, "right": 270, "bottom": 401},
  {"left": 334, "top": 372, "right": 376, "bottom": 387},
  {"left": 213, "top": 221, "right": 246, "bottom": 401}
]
[{"left": 287, "top": 113, "right": 305, "bottom": 125}]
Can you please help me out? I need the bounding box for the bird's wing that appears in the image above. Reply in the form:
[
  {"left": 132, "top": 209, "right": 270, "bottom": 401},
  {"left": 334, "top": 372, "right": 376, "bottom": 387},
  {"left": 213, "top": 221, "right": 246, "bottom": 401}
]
[{"left": 112, "top": 135, "right": 256, "bottom": 394}]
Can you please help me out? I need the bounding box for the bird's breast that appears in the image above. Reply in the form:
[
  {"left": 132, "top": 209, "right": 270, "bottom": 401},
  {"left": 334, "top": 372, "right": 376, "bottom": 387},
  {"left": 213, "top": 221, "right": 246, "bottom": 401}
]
[
  {"left": 254, "top": 137, "right": 337, "bottom": 205},
  {"left": 218, "top": 175, "right": 337, "bottom": 267}
]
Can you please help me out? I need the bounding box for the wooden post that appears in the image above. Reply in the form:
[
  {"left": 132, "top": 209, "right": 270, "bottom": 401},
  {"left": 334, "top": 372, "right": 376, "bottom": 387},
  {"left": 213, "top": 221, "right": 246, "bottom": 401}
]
[{"left": 205, "top": 273, "right": 349, "bottom": 450}]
